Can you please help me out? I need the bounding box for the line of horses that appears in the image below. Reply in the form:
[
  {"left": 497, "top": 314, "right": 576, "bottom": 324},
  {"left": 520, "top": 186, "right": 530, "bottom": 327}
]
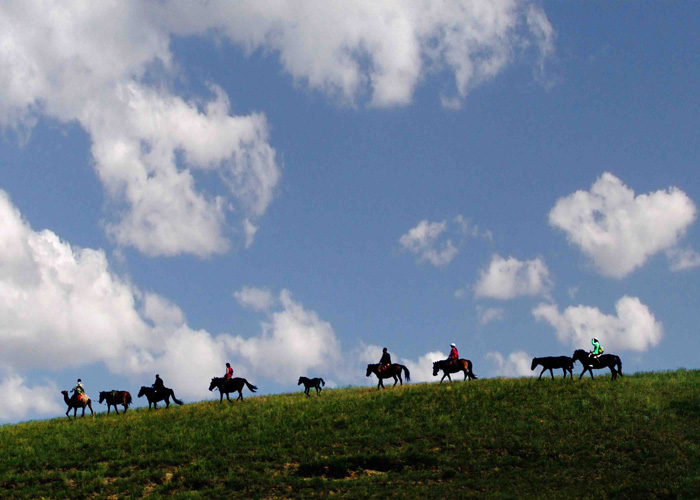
[{"left": 59, "top": 350, "right": 623, "bottom": 418}]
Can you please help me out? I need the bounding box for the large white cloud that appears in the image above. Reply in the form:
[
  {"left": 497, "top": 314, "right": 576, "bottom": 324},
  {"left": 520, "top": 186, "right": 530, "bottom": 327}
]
[
  {"left": 0, "top": 2, "right": 553, "bottom": 255},
  {"left": 485, "top": 351, "right": 533, "bottom": 377},
  {"left": 0, "top": 375, "right": 62, "bottom": 421},
  {"left": 226, "top": 290, "right": 343, "bottom": 383},
  {"left": 549, "top": 173, "right": 697, "bottom": 278},
  {"left": 532, "top": 297, "right": 663, "bottom": 352},
  {"left": 474, "top": 254, "right": 552, "bottom": 299}
]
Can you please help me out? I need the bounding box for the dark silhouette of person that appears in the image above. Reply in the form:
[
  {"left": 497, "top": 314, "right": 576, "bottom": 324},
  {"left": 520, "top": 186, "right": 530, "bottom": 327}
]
[
  {"left": 224, "top": 362, "right": 233, "bottom": 379},
  {"left": 152, "top": 374, "right": 165, "bottom": 395},
  {"left": 379, "top": 348, "right": 392, "bottom": 373}
]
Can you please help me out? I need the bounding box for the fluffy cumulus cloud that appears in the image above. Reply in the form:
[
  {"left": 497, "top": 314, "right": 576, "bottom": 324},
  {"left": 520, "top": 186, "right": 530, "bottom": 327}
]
[
  {"left": 0, "top": 375, "right": 62, "bottom": 421},
  {"left": 485, "top": 351, "right": 533, "bottom": 377},
  {"left": 0, "top": 192, "right": 349, "bottom": 419},
  {"left": 474, "top": 255, "right": 552, "bottom": 299},
  {"left": 549, "top": 173, "right": 697, "bottom": 278},
  {"left": 0, "top": 1, "right": 553, "bottom": 255},
  {"left": 226, "top": 290, "right": 343, "bottom": 383},
  {"left": 533, "top": 297, "right": 663, "bottom": 352},
  {"left": 0, "top": 190, "right": 234, "bottom": 408},
  {"left": 234, "top": 287, "right": 276, "bottom": 312},
  {"left": 477, "top": 306, "right": 506, "bottom": 325},
  {"left": 400, "top": 216, "right": 489, "bottom": 267},
  {"left": 666, "top": 247, "right": 700, "bottom": 272}
]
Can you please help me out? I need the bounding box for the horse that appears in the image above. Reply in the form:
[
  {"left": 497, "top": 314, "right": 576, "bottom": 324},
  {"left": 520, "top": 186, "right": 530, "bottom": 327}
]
[
  {"left": 137, "top": 386, "right": 183, "bottom": 409},
  {"left": 366, "top": 363, "right": 410, "bottom": 390},
  {"left": 531, "top": 356, "right": 574, "bottom": 380},
  {"left": 432, "top": 359, "right": 478, "bottom": 383},
  {"left": 98, "top": 390, "right": 132, "bottom": 414},
  {"left": 572, "top": 349, "right": 623, "bottom": 381},
  {"left": 298, "top": 376, "right": 325, "bottom": 396},
  {"left": 61, "top": 390, "right": 94, "bottom": 419},
  {"left": 208, "top": 377, "right": 257, "bottom": 403}
]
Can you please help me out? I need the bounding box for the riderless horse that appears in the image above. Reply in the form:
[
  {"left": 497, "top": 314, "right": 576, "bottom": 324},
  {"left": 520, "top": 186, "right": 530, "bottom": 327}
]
[
  {"left": 298, "top": 376, "right": 325, "bottom": 396},
  {"left": 531, "top": 356, "right": 574, "bottom": 380},
  {"left": 98, "top": 390, "right": 132, "bottom": 414}
]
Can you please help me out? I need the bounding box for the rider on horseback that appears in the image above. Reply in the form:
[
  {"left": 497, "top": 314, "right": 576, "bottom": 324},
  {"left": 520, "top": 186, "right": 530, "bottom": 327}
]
[
  {"left": 152, "top": 374, "right": 165, "bottom": 395},
  {"left": 379, "top": 348, "right": 392, "bottom": 373},
  {"left": 224, "top": 362, "right": 233, "bottom": 379},
  {"left": 590, "top": 338, "right": 604, "bottom": 359},
  {"left": 447, "top": 343, "right": 459, "bottom": 367}
]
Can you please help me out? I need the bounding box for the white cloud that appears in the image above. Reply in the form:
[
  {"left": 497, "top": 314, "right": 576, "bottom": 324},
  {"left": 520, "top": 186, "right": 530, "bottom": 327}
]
[
  {"left": 0, "top": 375, "right": 62, "bottom": 421},
  {"left": 666, "top": 247, "right": 700, "bottom": 272},
  {"left": 532, "top": 296, "right": 663, "bottom": 352},
  {"left": 477, "top": 306, "right": 505, "bottom": 325},
  {"left": 400, "top": 350, "right": 446, "bottom": 383},
  {"left": 549, "top": 173, "right": 697, "bottom": 278},
  {"left": 1, "top": 2, "right": 553, "bottom": 254},
  {"left": 399, "top": 220, "right": 457, "bottom": 267},
  {"left": 0, "top": 3, "right": 280, "bottom": 256},
  {"left": 400, "top": 216, "right": 489, "bottom": 267},
  {"left": 226, "top": 290, "right": 343, "bottom": 383},
  {"left": 486, "top": 351, "right": 533, "bottom": 377},
  {"left": 234, "top": 287, "right": 276, "bottom": 311},
  {"left": 474, "top": 254, "right": 552, "bottom": 299}
]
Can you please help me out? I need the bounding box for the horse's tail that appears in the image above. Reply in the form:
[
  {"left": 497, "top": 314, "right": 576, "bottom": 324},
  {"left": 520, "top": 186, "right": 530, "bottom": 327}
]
[
  {"left": 125, "top": 392, "right": 132, "bottom": 406},
  {"left": 401, "top": 365, "right": 410, "bottom": 382},
  {"left": 468, "top": 360, "right": 478, "bottom": 380},
  {"left": 245, "top": 380, "right": 258, "bottom": 393},
  {"left": 616, "top": 357, "right": 623, "bottom": 376},
  {"left": 169, "top": 389, "right": 184, "bottom": 405},
  {"left": 320, "top": 378, "right": 325, "bottom": 387}
]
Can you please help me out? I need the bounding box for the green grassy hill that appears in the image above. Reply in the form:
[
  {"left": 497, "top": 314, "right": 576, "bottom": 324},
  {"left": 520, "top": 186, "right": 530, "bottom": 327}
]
[{"left": 2, "top": 370, "right": 700, "bottom": 498}]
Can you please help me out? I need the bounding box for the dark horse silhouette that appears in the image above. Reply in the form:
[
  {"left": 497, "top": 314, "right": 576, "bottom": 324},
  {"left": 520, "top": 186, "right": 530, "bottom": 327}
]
[
  {"left": 366, "top": 363, "right": 410, "bottom": 390},
  {"left": 432, "top": 359, "right": 478, "bottom": 383},
  {"left": 61, "top": 390, "right": 94, "bottom": 418},
  {"left": 531, "top": 356, "right": 574, "bottom": 380},
  {"left": 98, "top": 390, "right": 132, "bottom": 414},
  {"left": 208, "top": 377, "right": 257, "bottom": 403},
  {"left": 298, "top": 376, "right": 325, "bottom": 396},
  {"left": 137, "top": 386, "right": 183, "bottom": 409},
  {"left": 572, "top": 349, "right": 623, "bottom": 381}
]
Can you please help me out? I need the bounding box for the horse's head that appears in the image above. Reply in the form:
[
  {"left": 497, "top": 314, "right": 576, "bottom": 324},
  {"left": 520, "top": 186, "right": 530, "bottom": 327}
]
[
  {"left": 531, "top": 358, "right": 539, "bottom": 371},
  {"left": 366, "top": 364, "right": 373, "bottom": 377},
  {"left": 432, "top": 361, "right": 439, "bottom": 377},
  {"left": 572, "top": 349, "right": 585, "bottom": 362},
  {"left": 98, "top": 392, "right": 106, "bottom": 404},
  {"left": 137, "top": 386, "right": 147, "bottom": 398},
  {"left": 297, "top": 377, "right": 303, "bottom": 385},
  {"left": 208, "top": 378, "right": 218, "bottom": 392}
]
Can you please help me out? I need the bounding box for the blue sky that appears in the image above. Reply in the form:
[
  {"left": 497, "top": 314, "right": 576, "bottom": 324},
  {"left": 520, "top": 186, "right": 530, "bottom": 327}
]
[{"left": 1, "top": 2, "right": 699, "bottom": 423}]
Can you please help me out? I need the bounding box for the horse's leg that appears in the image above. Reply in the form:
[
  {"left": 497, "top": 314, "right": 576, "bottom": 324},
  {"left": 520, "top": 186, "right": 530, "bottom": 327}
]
[
  {"left": 393, "top": 375, "right": 399, "bottom": 387},
  {"left": 549, "top": 368, "right": 554, "bottom": 380},
  {"left": 447, "top": 373, "right": 452, "bottom": 382},
  {"left": 114, "top": 405, "right": 119, "bottom": 415},
  {"left": 237, "top": 390, "right": 243, "bottom": 401},
  {"left": 539, "top": 367, "right": 546, "bottom": 380},
  {"left": 440, "top": 372, "right": 447, "bottom": 383}
]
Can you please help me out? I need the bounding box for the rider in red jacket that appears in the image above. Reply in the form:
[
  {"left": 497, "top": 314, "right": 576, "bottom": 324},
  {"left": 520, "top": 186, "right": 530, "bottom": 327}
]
[
  {"left": 224, "top": 362, "right": 233, "bottom": 379},
  {"left": 448, "top": 343, "right": 459, "bottom": 366}
]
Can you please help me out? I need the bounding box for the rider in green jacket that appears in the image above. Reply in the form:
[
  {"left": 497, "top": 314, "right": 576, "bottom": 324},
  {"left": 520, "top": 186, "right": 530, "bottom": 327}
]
[{"left": 590, "top": 338, "right": 603, "bottom": 359}]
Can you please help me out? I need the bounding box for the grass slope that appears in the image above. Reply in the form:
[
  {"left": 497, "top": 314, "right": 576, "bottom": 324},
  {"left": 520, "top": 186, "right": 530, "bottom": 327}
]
[{"left": 2, "top": 370, "right": 700, "bottom": 498}]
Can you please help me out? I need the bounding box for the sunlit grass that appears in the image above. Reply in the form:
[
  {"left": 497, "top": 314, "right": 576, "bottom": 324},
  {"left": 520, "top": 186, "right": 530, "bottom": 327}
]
[{"left": 2, "top": 371, "right": 700, "bottom": 498}]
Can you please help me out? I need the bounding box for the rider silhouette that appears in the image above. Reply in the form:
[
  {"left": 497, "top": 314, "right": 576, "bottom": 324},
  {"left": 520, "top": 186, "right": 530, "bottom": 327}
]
[
  {"left": 71, "top": 378, "right": 85, "bottom": 402},
  {"left": 224, "top": 362, "right": 233, "bottom": 379},
  {"left": 379, "top": 348, "right": 392, "bottom": 373},
  {"left": 590, "top": 338, "right": 603, "bottom": 359},
  {"left": 152, "top": 374, "right": 165, "bottom": 395}
]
